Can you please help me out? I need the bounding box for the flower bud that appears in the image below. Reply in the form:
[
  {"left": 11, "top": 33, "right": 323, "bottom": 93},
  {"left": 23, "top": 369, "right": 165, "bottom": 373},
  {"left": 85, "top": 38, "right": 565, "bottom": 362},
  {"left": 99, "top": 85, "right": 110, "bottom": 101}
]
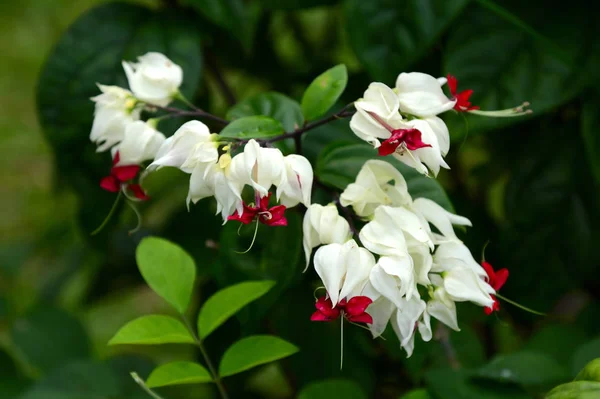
[
  {"left": 122, "top": 52, "right": 183, "bottom": 106},
  {"left": 302, "top": 203, "right": 351, "bottom": 270}
]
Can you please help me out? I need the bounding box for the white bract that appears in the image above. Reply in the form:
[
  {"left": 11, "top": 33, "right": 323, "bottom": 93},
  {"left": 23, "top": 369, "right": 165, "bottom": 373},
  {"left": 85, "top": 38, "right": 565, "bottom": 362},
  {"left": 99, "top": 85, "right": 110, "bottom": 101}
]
[
  {"left": 90, "top": 85, "right": 140, "bottom": 152},
  {"left": 276, "top": 154, "right": 313, "bottom": 208},
  {"left": 302, "top": 203, "right": 352, "bottom": 270},
  {"left": 122, "top": 52, "right": 183, "bottom": 106},
  {"left": 116, "top": 121, "right": 166, "bottom": 165},
  {"left": 395, "top": 72, "right": 456, "bottom": 117}
]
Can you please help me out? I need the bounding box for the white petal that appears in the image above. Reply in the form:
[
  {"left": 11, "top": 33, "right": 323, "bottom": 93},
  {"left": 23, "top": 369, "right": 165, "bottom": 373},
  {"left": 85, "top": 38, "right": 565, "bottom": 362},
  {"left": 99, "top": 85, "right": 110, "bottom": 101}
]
[
  {"left": 349, "top": 109, "right": 390, "bottom": 148},
  {"left": 314, "top": 242, "right": 352, "bottom": 306},
  {"left": 427, "top": 289, "right": 460, "bottom": 332},
  {"left": 395, "top": 72, "right": 456, "bottom": 117},
  {"left": 339, "top": 246, "right": 375, "bottom": 300},
  {"left": 367, "top": 297, "right": 395, "bottom": 338},
  {"left": 433, "top": 240, "right": 486, "bottom": 276},
  {"left": 278, "top": 154, "right": 313, "bottom": 207},
  {"left": 117, "top": 121, "right": 165, "bottom": 165},
  {"left": 443, "top": 267, "right": 495, "bottom": 307},
  {"left": 413, "top": 198, "right": 471, "bottom": 241},
  {"left": 369, "top": 264, "right": 403, "bottom": 308},
  {"left": 356, "top": 82, "right": 400, "bottom": 120}
]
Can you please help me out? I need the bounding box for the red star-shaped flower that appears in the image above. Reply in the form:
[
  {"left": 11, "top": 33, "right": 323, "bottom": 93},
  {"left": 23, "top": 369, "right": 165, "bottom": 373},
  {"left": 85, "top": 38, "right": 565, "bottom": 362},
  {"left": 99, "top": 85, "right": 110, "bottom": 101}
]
[
  {"left": 482, "top": 261, "right": 509, "bottom": 315},
  {"left": 310, "top": 295, "right": 373, "bottom": 324},
  {"left": 378, "top": 128, "right": 431, "bottom": 156},
  {"left": 228, "top": 193, "right": 287, "bottom": 226},
  {"left": 447, "top": 74, "right": 480, "bottom": 112},
  {"left": 100, "top": 152, "right": 149, "bottom": 200}
]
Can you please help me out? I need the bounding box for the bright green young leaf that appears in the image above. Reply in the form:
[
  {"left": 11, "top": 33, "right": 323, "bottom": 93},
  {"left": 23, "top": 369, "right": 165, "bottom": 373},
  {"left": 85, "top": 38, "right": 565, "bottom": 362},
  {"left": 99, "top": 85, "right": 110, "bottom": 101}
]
[
  {"left": 198, "top": 280, "right": 275, "bottom": 339},
  {"left": 109, "top": 315, "right": 194, "bottom": 345},
  {"left": 219, "top": 335, "right": 299, "bottom": 377},
  {"left": 473, "top": 351, "right": 569, "bottom": 388},
  {"left": 11, "top": 307, "right": 90, "bottom": 373},
  {"left": 298, "top": 379, "right": 367, "bottom": 399},
  {"left": 344, "top": 0, "right": 469, "bottom": 82},
  {"left": 301, "top": 64, "right": 348, "bottom": 121},
  {"left": 136, "top": 237, "right": 196, "bottom": 314},
  {"left": 582, "top": 96, "right": 600, "bottom": 183},
  {"left": 227, "top": 92, "right": 304, "bottom": 132},
  {"left": 315, "top": 142, "right": 453, "bottom": 210},
  {"left": 546, "top": 381, "right": 600, "bottom": 399},
  {"left": 576, "top": 358, "right": 600, "bottom": 382},
  {"left": 146, "top": 361, "right": 212, "bottom": 388},
  {"left": 399, "top": 389, "right": 432, "bottom": 399},
  {"left": 220, "top": 116, "right": 285, "bottom": 139}
]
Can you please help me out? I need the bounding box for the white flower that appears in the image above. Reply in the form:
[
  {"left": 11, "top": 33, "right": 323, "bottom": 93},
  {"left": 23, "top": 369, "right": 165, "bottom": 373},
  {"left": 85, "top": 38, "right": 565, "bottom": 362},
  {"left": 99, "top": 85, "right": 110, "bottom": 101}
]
[
  {"left": 122, "top": 52, "right": 183, "bottom": 106},
  {"left": 276, "top": 154, "right": 313, "bottom": 208},
  {"left": 393, "top": 117, "right": 449, "bottom": 176},
  {"left": 90, "top": 85, "right": 139, "bottom": 152},
  {"left": 432, "top": 240, "right": 487, "bottom": 277},
  {"left": 228, "top": 139, "right": 287, "bottom": 198},
  {"left": 412, "top": 198, "right": 472, "bottom": 242},
  {"left": 313, "top": 240, "right": 375, "bottom": 306},
  {"left": 443, "top": 267, "right": 495, "bottom": 308},
  {"left": 340, "top": 159, "right": 411, "bottom": 217},
  {"left": 395, "top": 72, "right": 456, "bottom": 117},
  {"left": 302, "top": 203, "right": 351, "bottom": 270},
  {"left": 369, "top": 257, "right": 417, "bottom": 305},
  {"left": 149, "top": 120, "right": 218, "bottom": 173},
  {"left": 187, "top": 154, "right": 244, "bottom": 222},
  {"left": 359, "top": 205, "right": 433, "bottom": 257},
  {"left": 116, "top": 121, "right": 166, "bottom": 165},
  {"left": 350, "top": 82, "right": 402, "bottom": 148}
]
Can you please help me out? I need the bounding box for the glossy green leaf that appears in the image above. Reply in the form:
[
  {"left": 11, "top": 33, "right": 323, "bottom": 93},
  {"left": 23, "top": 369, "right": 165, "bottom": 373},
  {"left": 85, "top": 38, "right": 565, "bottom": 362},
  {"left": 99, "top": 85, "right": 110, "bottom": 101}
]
[
  {"left": 399, "top": 389, "right": 432, "bottom": 399},
  {"left": 546, "top": 381, "right": 600, "bottom": 399},
  {"left": 109, "top": 315, "right": 194, "bottom": 345},
  {"left": 301, "top": 64, "right": 348, "bottom": 121},
  {"left": 220, "top": 116, "right": 284, "bottom": 139},
  {"left": 426, "top": 368, "right": 530, "bottom": 399},
  {"left": 219, "top": 335, "right": 299, "bottom": 377},
  {"left": 345, "top": 0, "right": 469, "bottom": 82},
  {"left": 146, "top": 361, "right": 212, "bottom": 388},
  {"left": 582, "top": 96, "right": 600, "bottom": 183},
  {"left": 298, "top": 379, "right": 367, "bottom": 399},
  {"left": 198, "top": 280, "right": 275, "bottom": 339},
  {"left": 474, "top": 351, "right": 569, "bottom": 387},
  {"left": 315, "top": 142, "right": 453, "bottom": 210},
  {"left": 136, "top": 237, "right": 196, "bottom": 314},
  {"left": 575, "top": 358, "right": 600, "bottom": 382},
  {"left": 11, "top": 307, "right": 90, "bottom": 373},
  {"left": 227, "top": 92, "right": 304, "bottom": 132}
]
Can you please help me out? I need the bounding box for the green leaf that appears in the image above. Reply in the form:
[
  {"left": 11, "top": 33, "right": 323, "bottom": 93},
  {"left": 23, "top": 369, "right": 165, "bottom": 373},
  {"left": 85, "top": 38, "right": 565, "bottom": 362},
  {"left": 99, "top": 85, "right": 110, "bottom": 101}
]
[
  {"left": 218, "top": 335, "right": 299, "bottom": 377},
  {"left": 546, "top": 381, "right": 600, "bottom": 399},
  {"left": 399, "top": 389, "right": 432, "bottom": 399},
  {"left": 198, "top": 280, "right": 276, "bottom": 339},
  {"left": 184, "top": 0, "right": 258, "bottom": 50},
  {"left": 258, "top": 0, "right": 336, "bottom": 9},
  {"left": 576, "top": 358, "right": 600, "bottom": 382},
  {"left": 315, "top": 142, "right": 453, "bottom": 210},
  {"left": 136, "top": 237, "right": 196, "bottom": 314},
  {"left": 219, "top": 115, "right": 285, "bottom": 139},
  {"left": 582, "top": 96, "right": 600, "bottom": 183},
  {"left": 524, "top": 324, "right": 588, "bottom": 367},
  {"left": 426, "top": 368, "right": 530, "bottom": 399},
  {"left": 344, "top": 0, "right": 469, "bottom": 82},
  {"left": 227, "top": 92, "right": 304, "bottom": 132},
  {"left": 473, "top": 351, "right": 569, "bottom": 388},
  {"left": 146, "top": 361, "right": 212, "bottom": 388},
  {"left": 109, "top": 315, "right": 194, "bottom": 345},
  {"left": 298, "top": 379, "right": 367, "bottom": 399},
  {"left": 301, "top": 64, "right": 348, "bottom": 121},
  {"left": 19, "top": 361, "right": 120, "bottom": 399},
  {"left": 11, "top": 307, "right": 90, "bottom": 373},
  {"left": 36, "top": 3, "right": 203, "bottom": 241}
]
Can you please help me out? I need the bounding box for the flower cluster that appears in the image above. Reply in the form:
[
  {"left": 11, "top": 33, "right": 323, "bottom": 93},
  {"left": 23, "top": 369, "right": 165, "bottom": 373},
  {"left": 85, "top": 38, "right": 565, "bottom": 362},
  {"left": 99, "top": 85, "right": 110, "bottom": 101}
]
[
  {"left": 306, "top": 160, "right": 508, "bottom": 356},
  {"left": 350, "top": 73, "right": 530, "bottom": 176}
]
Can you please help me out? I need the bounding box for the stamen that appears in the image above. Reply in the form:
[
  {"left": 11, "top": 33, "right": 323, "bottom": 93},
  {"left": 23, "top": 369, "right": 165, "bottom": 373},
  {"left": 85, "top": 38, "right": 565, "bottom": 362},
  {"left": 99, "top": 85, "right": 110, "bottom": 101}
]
[
  {"left": 468, "top": 102, "right": 532, "bottom": 118},
  {"left": 235, "top": 220, "right": 260, "bottom": 254},
  {"left": 91, "top": 192, "right": 123, "bottom": 236},
  {"left": 259, "top": 211, "right": 273, "bottom": 220},
  {"left": 126, "top": 200, "right": 143, "bottom": 235},
  {"left": 494, "top": 293, "right": 545, "bottom": 316},
  {"left": 367, "top": 111, "right": 395, "bottom": 133}
]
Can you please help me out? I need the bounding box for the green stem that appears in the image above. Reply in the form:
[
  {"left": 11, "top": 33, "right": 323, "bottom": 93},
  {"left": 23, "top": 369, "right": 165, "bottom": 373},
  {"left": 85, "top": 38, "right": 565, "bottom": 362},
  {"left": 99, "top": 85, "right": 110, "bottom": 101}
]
[
  {"left": 130, "top": 372, "right": 165, "bottom": 399},
  {"left": 182, "top": 317, "right": 230, "bottom": 399},
  {"left": 495, "top": 293, "right": 546, "bottom": 316},
  {"left": 91, "top": 192, "right": 123, "bottom": 236}
]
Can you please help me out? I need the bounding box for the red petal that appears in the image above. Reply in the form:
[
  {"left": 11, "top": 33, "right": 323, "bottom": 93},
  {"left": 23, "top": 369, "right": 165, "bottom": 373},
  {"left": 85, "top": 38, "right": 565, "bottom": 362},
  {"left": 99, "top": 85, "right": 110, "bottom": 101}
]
[
  {"left": 345, "top": 296, "right": 373, "bottom": 316},
  {"left": 311, "top": 310, "right": 333, "bottom": 322},
  {"left": 262, "top": 205, "right": 287, "bottom": 226},
  {"left": 347, "top": 312, "right": 373, "bottom": 324},
  {"left": 315, "top": 296, "right": 340, "bottom": 319},
  {"left": 259, "top": 193, "right": 272, "bottom": 211},
  {"left": 112, "top": 165, "right": 140, "bottom": 182},
  {"left": 447, "top": 74, "right": 458, "bottom": 96},
  {"left": 484, "top": 306, "right": 493, "bottom": 315},
  {"left": 113, "top": 151, "right": 120, "bottom": 166},
  {"left": 129, "top": 184, "right": 149, "bottom": 201},
  {"left": 482, "top": 261, "right": 495, "bottom": 281},
  {"left": 378, "top": 139, "right": 400, "bottom": 156},
  {"left": 494, "top": 268, "right": 509, "bottom": 291},
  {"left": 402, "top": 129, "right": 431, "bottom": 151},
  {"left": 228, "top": 203, "right": 258, "bottom": 224},
  {"left": 100, "top": 176, "right": 120, "bottom": 192}
]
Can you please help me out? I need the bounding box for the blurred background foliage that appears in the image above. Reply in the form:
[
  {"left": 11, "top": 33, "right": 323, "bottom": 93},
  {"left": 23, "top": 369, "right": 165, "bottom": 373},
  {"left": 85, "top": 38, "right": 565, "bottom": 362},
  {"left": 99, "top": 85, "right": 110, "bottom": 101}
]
[{"left": 1, "top": 0, "right": 600, "bottom": 398}]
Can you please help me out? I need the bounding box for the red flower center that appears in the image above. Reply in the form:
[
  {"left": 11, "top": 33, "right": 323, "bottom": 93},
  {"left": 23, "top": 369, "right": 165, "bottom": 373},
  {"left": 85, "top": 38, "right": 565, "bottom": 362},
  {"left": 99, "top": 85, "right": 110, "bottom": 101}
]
[
  {"left": 310, "top": 295, "right": 373, "bottom": 324},
  {"left": 228, "top": 193, "right": 287, "bottom": 226},
  {"left": 482, "top": 261, "right": 509, "bottom": 315},
  {"left": 447, "top": 74, "right": 480, "bottom": 112},
  {"left": 378, "top": 128, "right": 431, "bottom": 156},
  {"left": 100, "top": 152, "right": 149, "bottom": 200}
]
